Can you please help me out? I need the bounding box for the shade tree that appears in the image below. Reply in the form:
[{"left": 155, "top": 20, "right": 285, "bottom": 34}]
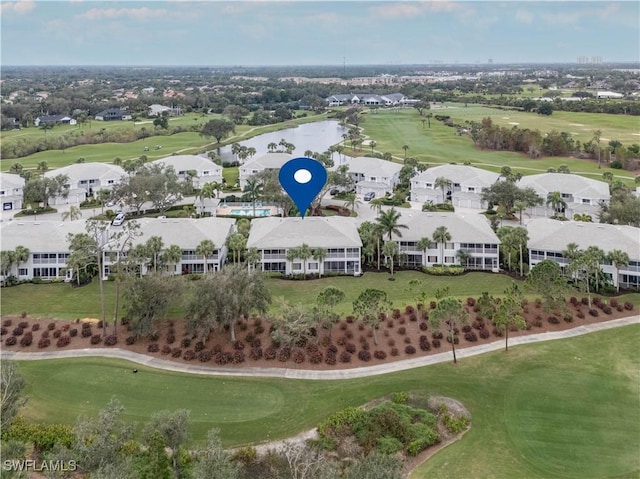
[
  {"left": 429, "top": 296, "right": 469, "bottom": 363},
  {"left": 353, "top": 289, "right": 392, "bottom": 345}
]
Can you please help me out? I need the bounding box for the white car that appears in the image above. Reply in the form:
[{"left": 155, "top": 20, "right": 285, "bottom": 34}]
[{"left": 112, "top": 213, "right": 126, "bottom": 226}]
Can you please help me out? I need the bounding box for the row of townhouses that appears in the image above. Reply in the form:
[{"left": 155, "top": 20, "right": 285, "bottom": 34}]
[
  {"left": 32, "top": 105, "right": 183, "bottom": 127},
  {"left": 0, "top": 156, "right": 224, "bottom": 210},
  {"left": 2, "top": 213, "right": 638, "bottom": 289}
]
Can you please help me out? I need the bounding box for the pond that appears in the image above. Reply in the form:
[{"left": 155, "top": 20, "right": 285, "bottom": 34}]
[{"left": 212, "top": 120, "right": 348, "bottom": 163}]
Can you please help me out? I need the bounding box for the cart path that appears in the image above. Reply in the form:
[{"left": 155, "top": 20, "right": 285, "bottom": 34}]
[{"left": 2, "top": 315, "right": 637, "bottom": 380}]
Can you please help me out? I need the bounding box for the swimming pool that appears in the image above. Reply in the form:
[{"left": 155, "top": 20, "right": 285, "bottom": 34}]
[{"left": 229, "top": 208, "right": 273, "bottom": 217}]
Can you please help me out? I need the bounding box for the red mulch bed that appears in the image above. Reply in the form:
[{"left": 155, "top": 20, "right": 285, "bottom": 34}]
[{"left": 1, "top": 297, "right": 635, "bottom": 370}]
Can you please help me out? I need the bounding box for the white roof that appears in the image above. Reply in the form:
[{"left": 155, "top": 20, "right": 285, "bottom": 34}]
[
  {"left": 397, "top": 211, "right": 501, "bottom": 244},
  {"left": 0, "top": 220, "right": 91, "bottom": 252},
  {"left": 343, "top": 156, "right": 402, "bottom": 177},
  {"left": 247, "top": 216, "right": 362, "bottom": 249},
  {"left": 241, "top": 153, "right": 293, "bottom": 171},
  {"left": 527, "top": 218, "right": 639, "bottom": 260},
  {"left": 151, "top": 155, "right": 222, "bottom": 173},
  {"left": 125, "top": 217, "right": 235, "bottom": 249},
  {"left": 44, "top": 162, "right": 126, "bottom": 182},
  {"left": 518, "top": 173, "right": 610, "bottom": 200},
  {"left": 0, "top": 173, "right": 26, "bottom": 190},
  {"left": 412, "top": 164, "right": 499, "bottom": 188}
]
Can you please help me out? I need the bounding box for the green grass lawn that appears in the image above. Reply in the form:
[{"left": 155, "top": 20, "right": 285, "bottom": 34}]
[
  {"left": 14, "top": 324, "right": 640, "bottom": 479},
  {"left": 2, "top": 273, "right": 639, "bottom": 320},
  {"left": 362, "top": 109, "right": 638, "bottom": 185},
  {"left": 1, "top": 112, "right": 328, "bottom": 173}
]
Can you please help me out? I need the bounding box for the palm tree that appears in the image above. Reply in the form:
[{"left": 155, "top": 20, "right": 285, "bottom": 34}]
[
  {"left": 369, "top": 140, "right": 377, "bottom": 155},
  {"left": 546, "top": 191, "right": 567, "bottom": 218},
  {"left": 592, "top": 129, "right": 602, "bottom": 169},
  {"left": 375, "top": 208, "right": 408, "bottom": 241},
  {"left": 145, "top": 236, "right": 164, "bottom": 273},
  {"left": 286, "top": 246, "right": 301, "bottom": 275},
  {"left": 195, "top": 239, "right": 216, "bottom": 274},
  {"left": 231, "top": 142, "right": 242, "bottom": 163},
  {"left": 244, "top": 178, "right": 263, "bottom": 217},
  {"left": 267, "top": 142, "right": 278, "bottom": 153},
  {"left": 432, "top": 226, "right": 451, "bottom": 265},
  {"left": 312, "top": 247, "right": 327, "bottom": 277},
  {"left": 343, "top": 192, "right": 361, "bottom": 214},
  {"left": 417, "top": 237, "right": 432, "bottom": 267},
  {"left": 456, "top": 249, "right": 471, "bottom": 270},
  {"left": 511, "top": 227, "right": 529, "bottom": 276},
  {"left": 36, "top": 161, "right": 49, "bottom": 175},
  {"left": 369, "top": 198, "right": 384, "bottom": 217},
  {"left": 513, "top": 200, "right": 527, "bottom": 225},
  {"left": 382, "top": 240, "right": 399, "bottom": 277},
  {"left": 9, "top": 163, "right": 23, "bottom": 174},
  {"left": 434, "top": 176, "right": 452, "bottom": 204},
  {"left": 607, "top": 249, "right": 630, "bottom": 293},
  {"left": 182, "top": 204, "right": 196, "bottom": 218},
  {"left": 298, "top": 243, "right": 313, "bottom": 277},
  {"left": 61, "top": 205, "right": 83, "bottom": 222},
  {"left": 161, "top": 244, "right": 183, "bottom": 275},
  {"left": 14, "top": 246, "right": 30, "bottom": 277},
  {"left": 244, "top": 247, "right": 261, "bottom": 272},
  {"left": 426, "top": 112, "right": 433, "bottom": 128},
  {"left": 402, "top": 144, "right": 409, "bottom": 158},
  {"left": 226, "top": 233, "right": 247, "bottom": 264}
]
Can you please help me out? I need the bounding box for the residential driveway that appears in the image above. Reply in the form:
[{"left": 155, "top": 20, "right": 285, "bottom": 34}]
[{"left": 2, "top": 316, "right": 637, "bottom": 380}]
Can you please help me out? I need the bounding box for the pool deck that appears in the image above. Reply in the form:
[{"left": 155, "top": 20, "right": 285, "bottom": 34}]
[{"left": 216, "top": 204, "right": 280, "bottom": 217}]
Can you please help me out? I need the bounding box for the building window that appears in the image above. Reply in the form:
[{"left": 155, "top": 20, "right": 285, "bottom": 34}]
[
  {"left": 18, "top": 268, "right": 27, "bottom": 276},
  {"left": 582, "top": 198, "right": 591, "bottom": 204},
  {"left": 427, "top": 256, "right": 438, "bottom": 263},
  {"left": 309, "top": 262, "right": 318, "bottom": 270},
  {"left": 445, "top": 256, "right": 454, "bottom": 264},
  {"left": 292, "top": 263, "right": 302, "bottom": 271},
  {"left": 445, "top": 242, "right": 454, "bottom": 250}
]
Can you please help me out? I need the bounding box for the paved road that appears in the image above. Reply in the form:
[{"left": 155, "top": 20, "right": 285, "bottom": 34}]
[{"left": 2, "top": 316, "right": 637, "bottom": 380}]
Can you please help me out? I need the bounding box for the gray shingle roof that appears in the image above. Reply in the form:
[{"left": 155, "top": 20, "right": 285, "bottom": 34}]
[
  {"left": 397, "top": 211, "right": 501, "bottom": 244},
  {"left": 241, "top": 153, "right": 294, "bottom": 171},
  {"left": 1, "top": 220, "right": 91, "bottom": 252},
  {"left": 151, "top": 155, "right": 221, "bottom": 173},
  {"left": 247, "top": 216, "right": 362, "bottom": 249},
  {"left": 44, "top": 162, "right": 126, "bottom": 182},
  {"left": 343, "top": 156, "right": 402, "bottom": 177},
  {"left": 412, "top": 164, "right": 499, "bottom": 188},
  {"left": 0, "top": 173, "right": 26, "bottom": 190},
  {"left": 518, "top": 173, "right": 610, "bottom": 200},
  {"left": 125, "top": 217, "right": 236, "bottom": 249},
  {"left": 527, "top": 218, "right": 639, "bottom": 259}
]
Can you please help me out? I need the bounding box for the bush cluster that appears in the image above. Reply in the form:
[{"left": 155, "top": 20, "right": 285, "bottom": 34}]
[
  {"left": 183, "top": 350, "right": 196, "bottom": 361},
  {"left": 38, "top": 337, "right": 51, "bottom": 348},
  {"left": 90, "top": 334, "right": 102, "bottom": 345},
  {"left": 148, "top": 343, "right": 160, "bottom": 353},
  {"left": 5, "top": 336, "right": 17, "bottom": 346},
  {"left": 464, "top": 331, "right": 478, "bottom": 342},
  {"left": 56, "top": 335, "right": 71, "bottom": 347},
  {"left": 340, "top": 351, "right": 352, "bottom": 363},
  {"left": 479, "top": 329, "right": 491, "bottom": 339},
  {"left": 161, "top": 345, "right": 172, "bottom": 355},
  {"left": 171, "top": 348, "right": 182, "bottom": 358}
]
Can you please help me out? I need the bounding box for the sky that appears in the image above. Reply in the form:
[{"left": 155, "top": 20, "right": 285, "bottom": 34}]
[{"left": 1, "top": 0, "right": 638, "bottom": 66}]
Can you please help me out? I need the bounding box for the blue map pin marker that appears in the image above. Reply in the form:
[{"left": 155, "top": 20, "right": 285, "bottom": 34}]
[{"left": 279, "top": 157, "right": 328, "bottom": 219}]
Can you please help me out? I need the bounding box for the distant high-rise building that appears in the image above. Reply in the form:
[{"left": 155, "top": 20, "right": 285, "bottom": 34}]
[{"left": 577, "top": 56, "right": 602, "bottom": 64}]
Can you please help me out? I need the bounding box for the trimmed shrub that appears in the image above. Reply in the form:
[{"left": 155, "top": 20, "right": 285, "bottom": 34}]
[
  {"left": 602, "top": 305, "right": 612, "bottom": 315},
  {"left": 325, "top": 352, "right": 337, "bottom": 365},
  {"left": 610, "top": 298, "right": 619, "bottom": 308},
  {"left": 419, "top": 336, "right": 431, "bottom": 351},
  {"left": 345, "top": 342, "right": 356, "bottom": 354},
  {"left": 358, "top": 350, "right": 372, "bottom": 362},
  {"left": 41, "top": 330, "right": 49, "bottom": 339},
  {"left": 1, "top": 327, "right": 8, "bottom": 336},
  {"left": 464, "top": 331, "right": 478, "bottom": 342},
  {"left": 390, "top": 347, "right": 399, "bottom": 356},
  {"left": 309, "top": 350, "right": 323, "bottom": 364},
  {"left": 52, "top": 330, "right": 61, "bottom": 339},
  {"left": 166, "top": 334, "right": 176, "bottom": 344},
  {"left": 47, "top": 322, "right": 56, "bottom": 331},
  {"left": 374, "top": 350, "right": 387, "bottom": 360},
  {"left": 563, "top": 314, "right": 574, "bottom": 323},
  {"left": 617, "top": 304, "right": 624, "bottom": 312},
  {"left": 171, "top": 348, "right": 182, "bottom": 358},
  {"left": 104, "top": 335, "right": 117, "bottom": 346},
  {"left": 293, "top": 350, "right": 305, "bottom": 364},
  {"left": 339, "top": 351, "right": 351, "bottom": 363},
  {"left": 38, "top": 338, "right": 50, "bottom": 348},
  {"left": 346, "top": 315, "right": 355, "bottom": 323},
  {"left": 199, "top": 350, "right": 213, "bottom": 362},
  {"left": 327, "top": 344, "right": 338, "bottom": 354},
  {"left": 278, "top": 347, "right": 291, "bottom": 362},
  {"left": 20, "top": 334, "right": 33, "bottom": 347},
  {"left": 12, "top": 327, "right": 24, "bottom": 337},
  {"left": 81, "top": 328, "right": 92, "bottom": 338},
  {"left": 31, "top": 323, "right": 40, "bottom": 332},
  {"left": 69, "top": 328, "right": 78, "bottom": 337},
  {"left": 419, "top": 322, "right": 428, "bottom": 331},
  {"left": 161, "top": 345, "right": 171, "bottom": 355},
  {"left": 233, "top": 351, "right": 245, "bottom": 364},
  {"left": 181, "top": 338, "right": 191, "bottom": 348},
  {"left": 404, "top": 337, "right": 411, "bottom": 344},
  {"left": 90, "top": 334, "right": 102, "bottom": 345},
  {"left": 249, "top": 347, "right": 263, "bottom": 360},
  {"left": 589, "top": 309, "right": 599, "bottom": 317},
  {"left": 466, "top": 297, "right": 476, "bottom": 307},
  {"left": 432, "top": 339, "right": 441, "bottom": 348},
  {"left": 5, "top": 336, "right": 17, "bottom": 346},
  {"left": 624, "top": 301, "right": 634, "bottom": 311},
  {"left": 432, "top": 331, "right": 443, "bottom": 340},
  {"left": 233, "top": 340, "right": 245, "bottom": 350},
  {"left": 125, "top": 336, "right": 136, "bottom": 345},
  {"left": 547, "top": 316, "right": 560, "bottom": 324},
  {"left": 2, "top": 319, "right": 12, "bottom": 327},
  {"left": 405, "top": 345, "right": 416, "bottom": 354},
  {"left": 492, "top": 328, "right": 504, "bottom": 337},
  {"left": 577, "top": 311, "right": 585, "bottom": 319},
  {"left": 18, "top": 321, "right": 28, "bottom": 329},
  {"left": 148, "top": 343, "right": 160, "bottom": 353},
  {"left": 581, "top": 297, "right": 589, "bottom": 305},
  {"left": 479, "top": 329, "right": 491, "bottom": 339},
  {"left": 264, "top": 347, "right": 277, "bottom": 360},
  {"left": 56, "top": 335, "right": 71, "bottom": 348},
  {"left": 398, "top": 327, "right": 406, "bottom": 335},
  {"left": 183, "top": 350, "right": 196, "bottom": 361}
]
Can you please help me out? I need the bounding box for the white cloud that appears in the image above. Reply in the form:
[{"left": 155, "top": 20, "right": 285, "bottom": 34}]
[
  {"left": 75, "top": 7, "right": 168, "bottom": 21},
  {"left": 0, "top": 1, "right": 35, "bottom": 14},
  {"left": 368, "top": 1, "right": 460, "bottom": 19},
  {"left": 515, "top": 9, "right": 533, "bottom": 24}
]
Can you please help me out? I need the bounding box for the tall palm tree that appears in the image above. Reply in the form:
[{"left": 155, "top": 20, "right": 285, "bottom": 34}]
[
  {"left": 14, "top": 246, "right": 30, "bottom": 277},
  {"left": 426, "top": 112, "right": 433, "bottom": 128},
  {"left": 434, "top": 176, "right": 452, "bottom": 204},
  {"left": 244, "top": 178, "right": 263, "bottom": 217},
  {"left": 312, "top": 247, "right": 327, "bottom": 277},
  {"left": 343, "top": 192, "right": 361, "bottom": 214},
  {"left": 226, "top": 233, "right": 247, "bottom": 264},
  {"left": 196, "top": 239, "right": 216, "bottom": 275},
  {"left": 375, "top": 208, "right": 408, "bottom": 241},
  {"left": 298, "top": 243, "right": 313, "bottom": 277},
  {"left": 286, "top": 246, "right": 301, "bottom": 275},
  {"left": 432, "top": 226, "right": 451, "bottom": 265},
  {"left": 511, "top": 227, "right": 529, "bottom": 276},
  {"left": 417, "top": 237, "right": 432, "bottom": 267},
  {"left": 244, "top": 247, "right": 261, "bottom": 272},
  {"left": 231, "top": 142, "right": 242, "bottom": 163},
  {"left": 61, "top": 205, "right": 83, "bottom": 222},
  {"left": 369, "top": 140, "right": 377, "bottom": 155},
  {"left": 369, "top": 198, "right": 384, "bottom": 217},
  {"left": 402, "top": 144, "right": 409, "bottom": 158},
  {"left": 382, "top": 240, "right": 399, "bottom": 277},
  {"left": 513, "top": 200, "right": 527, "bottom": 225},
  {"left": 9, "top": 163, "right": 23, "bottom": 174},
  {"left": 546, "top": 191, "right": 567, "bottom": 218},
  {"left": 36, "top": 161, "right": 49, "bottom": 175},
  {"left": 267, "top": 142, "right": 278, "bottom": 153},
  {"left": 456, "top": 249, "right": 471, "bottom": 270},
  {"left": 607, "top": 249, "right": 630, "bottom": 293},
  {"left": 161, "top": 244, "right": 183, "bottom": 275},
  {"left": 145, "top": 236, "right": 164, "bottom": 273}
]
